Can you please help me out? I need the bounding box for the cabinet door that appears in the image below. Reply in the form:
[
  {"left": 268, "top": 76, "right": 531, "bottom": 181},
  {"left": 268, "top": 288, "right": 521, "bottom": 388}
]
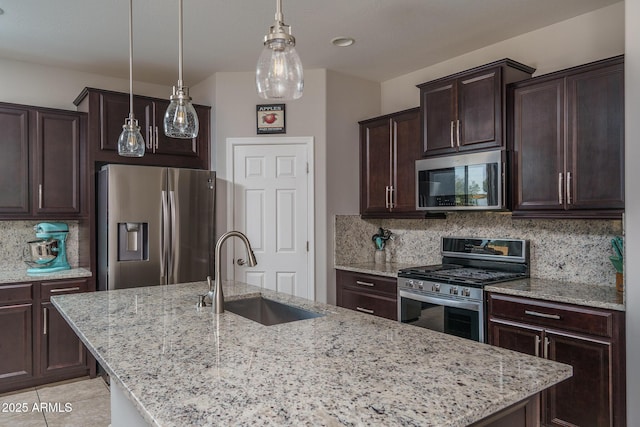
[
  {"left": 566, "top": 62, "right": 624, "bottom": 210},
  {"left": 98, "top": 91, "right": 152, "bottom": 152},
  {"left": 392, "top": 109, "right": 420, "bottom": 212},
  {"left": 40, "top": 302, "right": 86, "bottom": 377},
  {"left": 0, "top": 105, "right": 30, "bottom": 215},
  {"left": 488, "top": 319, "right": 543, "bottom": 357},
  {"left": 31, "top": 110, "right": 83, "bottom": 216},
  {"left": 421, "top": 82, "right": 456, "bottom": 156},
  {"left": 360, "top": 118, "right": 392, "bottom": 214},
  {"left": 0, "top": 304, "right": 34, "bottom": 384},
  {"left": 458, "top": 67, "right": 502, "bottom": 151},
  {"left": 544, "top": 330, "right": 612, "bottom": 427},
  {"left": 512, "top": 79, "right": 565, "bottom": 211}
]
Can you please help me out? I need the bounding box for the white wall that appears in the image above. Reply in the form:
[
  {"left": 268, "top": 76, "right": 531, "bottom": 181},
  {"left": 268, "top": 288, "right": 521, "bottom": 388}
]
[
  {"left": 325, "top": 70, "right": 381, "bottom": 304},
  {"left": 625, "top": 0, "right": 640, "bottom": 424},
  {"left": 380, "top": 2, "right": 624, "bottom": 114},
  {"left": 0, "top": 57, "right": 170, "bottom": 110}
]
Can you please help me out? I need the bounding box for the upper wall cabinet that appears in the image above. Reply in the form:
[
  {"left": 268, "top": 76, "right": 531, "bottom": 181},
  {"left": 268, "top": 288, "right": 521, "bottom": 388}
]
[
  {"left": 510, "top": 55, "right": 624, "bottom": 219},
  {"left": 359, "top": 108, "right": 423, "bottom": 218},
  {"left": 417, "top": 59, "right": 535, "bottom": 158},
  {"left": 74, "top": 88, "right": 210, "bottom": 170},
  {"left": 0, "top": 103, "right": 87, "bottom": 219}
]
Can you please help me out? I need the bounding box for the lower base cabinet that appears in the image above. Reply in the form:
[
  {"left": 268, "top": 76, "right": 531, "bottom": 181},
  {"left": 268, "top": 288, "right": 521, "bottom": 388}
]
[
  {"left": 487, "top": 292, "right": 625, "bottom": 427},
  {"left": 0, "top": 278, "right": 90, "bottom": 394},
  {"left": 336, "top": 270, "right": 397, "bottom": 320}
]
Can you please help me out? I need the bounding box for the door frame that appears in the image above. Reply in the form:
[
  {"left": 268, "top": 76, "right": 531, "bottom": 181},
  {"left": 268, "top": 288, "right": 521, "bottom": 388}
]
[{"left": 225, "top": 136, "right": 315, "bottom": 299}]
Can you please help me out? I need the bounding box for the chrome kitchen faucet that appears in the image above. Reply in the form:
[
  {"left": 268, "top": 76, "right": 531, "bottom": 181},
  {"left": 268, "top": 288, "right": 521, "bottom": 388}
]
[{"left": 204, "top": 231, "right": 258, "bottom": 313}]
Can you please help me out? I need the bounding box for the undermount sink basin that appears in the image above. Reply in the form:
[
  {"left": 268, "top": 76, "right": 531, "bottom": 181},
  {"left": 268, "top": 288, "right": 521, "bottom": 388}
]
[{"left": 225, "top": 296, "right": 323, "bottom": 326}]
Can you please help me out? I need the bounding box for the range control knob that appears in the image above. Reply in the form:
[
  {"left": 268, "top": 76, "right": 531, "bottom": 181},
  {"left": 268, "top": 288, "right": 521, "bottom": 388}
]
[
  {"left": 407, "top": 280, "right": 415, "bottom": 289},
  {"left": 462, "top": 288, "right": 471, "bottom": 297},
  {"left": 450, "top": 286, "right": 459, "bottom": 295},
  {"left": 417, "top": 281, "right": 424, "bottom": 290},
  {"left": 433, "top": 284, "right": 441, "bottom": 292}
]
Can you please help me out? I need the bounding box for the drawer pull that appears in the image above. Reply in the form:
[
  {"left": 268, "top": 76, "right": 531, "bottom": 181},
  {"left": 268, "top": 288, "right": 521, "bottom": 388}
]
[
  {"left": 50, "top": 287, "right": 81, "bottom": 293},
  {"left": 356, "top": 307, "right": 374, "bottom": 314},
  {"left": 525, "top": 310, "right": 560, "bottom": 320},
  {"left": 543, "top": 336, "right": 550, "bottom": 359},
  {"left": 355, "top": 280, "right": 375, "bottom": 287},
  {"left": 43, "top": 307, "right": 48, "bottom": 335},
  {"left": 534, "top": 336, "right": 541, "bottom": 357}
]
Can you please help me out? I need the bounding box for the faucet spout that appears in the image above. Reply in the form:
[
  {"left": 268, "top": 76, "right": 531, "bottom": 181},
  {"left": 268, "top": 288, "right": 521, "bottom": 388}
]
[{"left": 206, "top": 231, "right": 257, "bottom": 314}]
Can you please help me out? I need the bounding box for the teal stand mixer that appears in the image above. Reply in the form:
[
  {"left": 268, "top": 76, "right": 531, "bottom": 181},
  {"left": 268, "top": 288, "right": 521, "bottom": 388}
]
[{"left": 25, "top": 222, "right": 71, "bottom": 275}]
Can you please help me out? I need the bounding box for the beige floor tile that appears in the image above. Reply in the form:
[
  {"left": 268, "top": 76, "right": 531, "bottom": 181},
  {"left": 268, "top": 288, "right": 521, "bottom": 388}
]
[
  {"left": 36, "top": 377, "right": 108, "bottom": 404},
  {"left": 0, "top": 410, "right": 47, "bottom": 427},
  {"left": 43, "top": 394, "right": 110, "bottom": 427},
  {"left": 0, "top": 387, "right": 39, "bottom": 403}
]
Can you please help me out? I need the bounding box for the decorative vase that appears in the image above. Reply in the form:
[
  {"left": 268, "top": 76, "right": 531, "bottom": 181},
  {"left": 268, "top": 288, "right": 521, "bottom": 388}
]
[{"left": 374, "top": 248, "right": 386, "bottom": 264}]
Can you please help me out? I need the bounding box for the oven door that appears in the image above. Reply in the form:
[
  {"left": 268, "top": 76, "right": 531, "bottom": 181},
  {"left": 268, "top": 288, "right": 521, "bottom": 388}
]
[{"left": 398, "top": 288, "right": 484, "bottom": 342}]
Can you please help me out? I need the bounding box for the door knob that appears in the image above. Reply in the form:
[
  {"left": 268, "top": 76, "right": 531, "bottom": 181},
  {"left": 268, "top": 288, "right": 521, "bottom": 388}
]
[{"left": 236, "top": 258, "right": 246, "bottom": 266}]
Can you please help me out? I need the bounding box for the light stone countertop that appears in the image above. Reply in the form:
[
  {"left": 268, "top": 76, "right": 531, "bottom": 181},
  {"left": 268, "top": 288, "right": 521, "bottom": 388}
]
[
  {"left": 335, "top": 263, "right": 625, "bottom": 311},
  {"left": 52, "top": 280, "right": 571, "bottom": 427},
  {"left": 0, "top": 267, "right": 92, "bottom": 284}
]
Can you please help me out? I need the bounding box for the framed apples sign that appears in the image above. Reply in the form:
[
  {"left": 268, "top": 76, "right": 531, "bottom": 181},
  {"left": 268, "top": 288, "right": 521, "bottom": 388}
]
[{"left": 256, "top": 104, "right": 286, "bottom": 134}]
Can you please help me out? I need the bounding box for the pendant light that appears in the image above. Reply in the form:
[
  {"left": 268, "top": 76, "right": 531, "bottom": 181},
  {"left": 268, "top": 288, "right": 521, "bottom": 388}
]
[
  {"left": 118, "top": 0, "right": 145, "bottom": 157},
  {"left": 164, "top": 0, "right": 199, "bottom": 139},
  {"left": 256, "top": 0, "right": 303, "bottom": 100}
]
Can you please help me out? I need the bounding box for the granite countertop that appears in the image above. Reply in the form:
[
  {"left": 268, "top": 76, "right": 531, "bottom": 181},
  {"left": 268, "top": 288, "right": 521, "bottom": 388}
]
[
  {"left": 486, "top": 278, "right": 625, "bottom": 311},
  {"left": 0, "top": 267, "right": 92, "bottom": 284},
  {"left": 52, "top": 280, "right": 571, "bottom": 427}
]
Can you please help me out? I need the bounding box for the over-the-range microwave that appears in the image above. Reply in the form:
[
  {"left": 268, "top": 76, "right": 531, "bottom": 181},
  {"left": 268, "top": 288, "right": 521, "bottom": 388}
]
[{"left": 416, "top": 150, "right": 506, "bottom": 211}]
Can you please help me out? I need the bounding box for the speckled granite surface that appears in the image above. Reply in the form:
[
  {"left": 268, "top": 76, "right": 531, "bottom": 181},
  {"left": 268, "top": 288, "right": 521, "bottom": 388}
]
[
  {"left": 334, "top": 262, "right": 414, "bottom": 278},
  {"left": 0, "top": 267, "right": 92, "bottom": 284},
  {"left": 487, "top": 278, "right": 625, "bottom": 311},
  {"left": 335, "top": 213, "right": 622, "bottom": 287},
  {"left": 0, "top": 220, "right": 81, "bottom": 271},
  {"left": 52, "top": 281, "right": 571, "bottom": 427}
]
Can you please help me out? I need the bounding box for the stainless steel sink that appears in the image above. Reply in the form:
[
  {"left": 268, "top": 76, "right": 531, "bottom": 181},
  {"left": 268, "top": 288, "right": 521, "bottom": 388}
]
[{"left": 224, "top": 296, "right": 323, "bottom": 326}]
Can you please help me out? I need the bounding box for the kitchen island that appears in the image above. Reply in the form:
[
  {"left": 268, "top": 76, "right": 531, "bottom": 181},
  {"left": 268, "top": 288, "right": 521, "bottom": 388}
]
[{"left": 52, "top": 280, "right": 571, "bottom": 427}]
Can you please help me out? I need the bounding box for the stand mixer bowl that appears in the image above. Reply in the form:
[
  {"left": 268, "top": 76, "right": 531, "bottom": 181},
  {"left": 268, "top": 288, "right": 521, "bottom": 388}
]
[{"left": 26, "top": 238, "right": 59, "bottom": 266}]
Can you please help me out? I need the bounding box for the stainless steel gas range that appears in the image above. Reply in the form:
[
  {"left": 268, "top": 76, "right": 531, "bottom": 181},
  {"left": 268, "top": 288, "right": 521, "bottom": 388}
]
[{"left": 397, "top": 237, "right": 530, "bottom": 343}]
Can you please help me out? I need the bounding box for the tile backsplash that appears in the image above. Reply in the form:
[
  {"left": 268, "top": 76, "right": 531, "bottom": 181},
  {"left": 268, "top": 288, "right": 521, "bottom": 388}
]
[
  {"left": 0, "top": 221, "right": 80, "bottom": 271},
  {"left": 335, "top": 213, "right": 622, "bottom": 287}
]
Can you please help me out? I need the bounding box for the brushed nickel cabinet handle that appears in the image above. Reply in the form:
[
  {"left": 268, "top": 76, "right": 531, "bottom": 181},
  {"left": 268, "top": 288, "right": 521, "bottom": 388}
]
[
  {"left": 154, "top": 126, "right": 159, "bottom": 150},
  {"left": 356, "top": 280, "right": 375, "bottom": 287},
  {"left": 567, "top": 172, "right": 572, "bottom": 204},
  {"left": 450, "top": 121, "right": 455, "bottom": 148},
  {"left": 385, "top": 186, "right": 390, "bottom": 209},
  {"left": 525, "top": 310, "right": 561, "bottom": 320},
  {"left": 38, "top": 184, "right": 43, "bottom": 209},
  {"left": 456, "top": 119, "right": 461, "bottom": 147},
  {"left": 558, "top": 173, "right": 563, "bottom": 204},
  {"left": 148, "top": 126, "right": 153, "bottom": 149},
  {"left": 543, "top": 336, "right": 550, "bottom": 359},
  {"left": 50, "top": 287, "right": 81, "bottom": 293},
  {"left": 356, "top": 307, "right": 374, "bottom": 314},
  {"left": 389, "top": 186, "right": 395, "bottom": 209},
  {"left": 43, "top": 307, "right": 48, "bottom": 335},
  {"left": 535, "top": 336, "right": 541, "bottom": 357}
]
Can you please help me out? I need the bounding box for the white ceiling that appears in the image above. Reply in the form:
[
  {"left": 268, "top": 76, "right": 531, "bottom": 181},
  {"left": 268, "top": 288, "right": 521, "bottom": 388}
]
[{"left": 0, "top": 0, "right": 620, "bottom": 86}]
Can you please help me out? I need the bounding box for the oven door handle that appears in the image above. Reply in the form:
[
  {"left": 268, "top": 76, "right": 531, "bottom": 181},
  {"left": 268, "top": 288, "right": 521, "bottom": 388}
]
[{"left": 398, "top": 289, "right": 482, "bottom": 312}]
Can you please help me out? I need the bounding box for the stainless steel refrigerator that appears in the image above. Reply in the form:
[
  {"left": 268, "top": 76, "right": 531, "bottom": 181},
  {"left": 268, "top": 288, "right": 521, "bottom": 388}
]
[{"left": 97, "top": 164, "right": 215, "bottom": 291}]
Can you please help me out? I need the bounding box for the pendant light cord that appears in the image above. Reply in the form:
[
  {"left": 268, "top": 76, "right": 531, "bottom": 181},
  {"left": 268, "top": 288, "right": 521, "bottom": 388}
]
[
  {"left": 178, "top": 0, "right": 183, "bottom": 87},
  {"left": 128, "top": 0, "right": 134, "bottom": 119},
  {"left": 275, "top": 0, "right": 283, "bottom": 23}
]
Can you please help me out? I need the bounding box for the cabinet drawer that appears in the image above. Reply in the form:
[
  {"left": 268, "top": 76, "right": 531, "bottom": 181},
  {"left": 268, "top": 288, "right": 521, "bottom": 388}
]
[
  {"left": 488, "top": 293, "right": 613, "bottom": 338},
  {"left": 339, "top": 288, "right": 397, "bottom": 320},
  {"left": 41, "top": 279, "right": 88, "bottom": 302},
  {"left": 336, "top": 270, "right": 397, "bottom": 296},
  {"left": 0, "top": 283, "right": 33, "bottom": 305}
]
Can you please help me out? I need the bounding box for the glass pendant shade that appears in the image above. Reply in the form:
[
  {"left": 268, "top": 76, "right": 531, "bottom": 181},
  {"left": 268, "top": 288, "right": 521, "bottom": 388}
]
[
  {"left": 164, "top": 86, "right": 199, "bottom": 138},
  {"left": 256, "top": 39, "right": 303, "bottom": 100},
  {"left": 118, "top": 117, "right": 145, "bottom": 157}
]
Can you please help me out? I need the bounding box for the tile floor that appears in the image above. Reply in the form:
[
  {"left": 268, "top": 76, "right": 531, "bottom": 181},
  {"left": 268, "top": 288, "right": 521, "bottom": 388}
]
[{"left": 0, "top": 377, "right": 110, "bottom": 427}]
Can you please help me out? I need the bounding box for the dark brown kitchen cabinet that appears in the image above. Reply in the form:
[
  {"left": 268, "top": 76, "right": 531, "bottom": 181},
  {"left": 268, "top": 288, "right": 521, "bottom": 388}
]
[
  {"left": 0, "top": 103, "right": 86, "bottom": 219},
  {"left": 74, "top": 87, "right": 210, "bottom": 169},
  {"left": 418, "top": 59, "right": 534, "bottom": 157},
  {"left": 510, "top": 55, "right": 624, "bottom": 219},
  {"left": 336, "top": 270, "right": 397, "bottom": 320},
  {"left": 487, "top": 292, "right": 626, "bottom": 427},
  {"left": 0, "top": 279, "right": 90, "bottom": 394},
  {"left": 359, "top": 108, "right": 422, "bottom": 218}
]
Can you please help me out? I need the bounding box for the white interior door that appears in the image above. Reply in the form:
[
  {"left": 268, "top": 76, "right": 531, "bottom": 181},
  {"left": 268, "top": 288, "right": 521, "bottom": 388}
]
[{"left": 229, "top": 138, "right": 314, "bottom": 300}]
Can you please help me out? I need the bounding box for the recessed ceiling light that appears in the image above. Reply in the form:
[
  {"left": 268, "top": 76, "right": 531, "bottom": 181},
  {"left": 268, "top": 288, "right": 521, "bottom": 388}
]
[{"left": 331, "top": 36, "right": 355, "bottom": 47}]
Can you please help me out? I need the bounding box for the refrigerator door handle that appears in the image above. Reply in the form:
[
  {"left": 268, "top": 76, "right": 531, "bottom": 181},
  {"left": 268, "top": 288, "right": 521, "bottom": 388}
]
[
  {"left": 169, "top": 190, "right": 177, "bottom": 282},
  {"left": 161, "top": 190, "right": 169, "bottom": 283}
]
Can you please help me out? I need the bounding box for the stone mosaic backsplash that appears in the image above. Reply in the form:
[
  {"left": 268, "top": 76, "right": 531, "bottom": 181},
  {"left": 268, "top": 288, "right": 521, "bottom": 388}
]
[
  {"left": 0, "top": 221, "right": 80, "bottom": 271},
  {"left": 335, "top": 213, "right": 623, "bottom": 287}
]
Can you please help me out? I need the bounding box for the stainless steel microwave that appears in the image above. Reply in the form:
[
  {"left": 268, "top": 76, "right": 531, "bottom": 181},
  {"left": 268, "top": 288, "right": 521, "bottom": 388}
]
[{"left": 416, "top": 150, "right": 505, "bottom": 211}]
